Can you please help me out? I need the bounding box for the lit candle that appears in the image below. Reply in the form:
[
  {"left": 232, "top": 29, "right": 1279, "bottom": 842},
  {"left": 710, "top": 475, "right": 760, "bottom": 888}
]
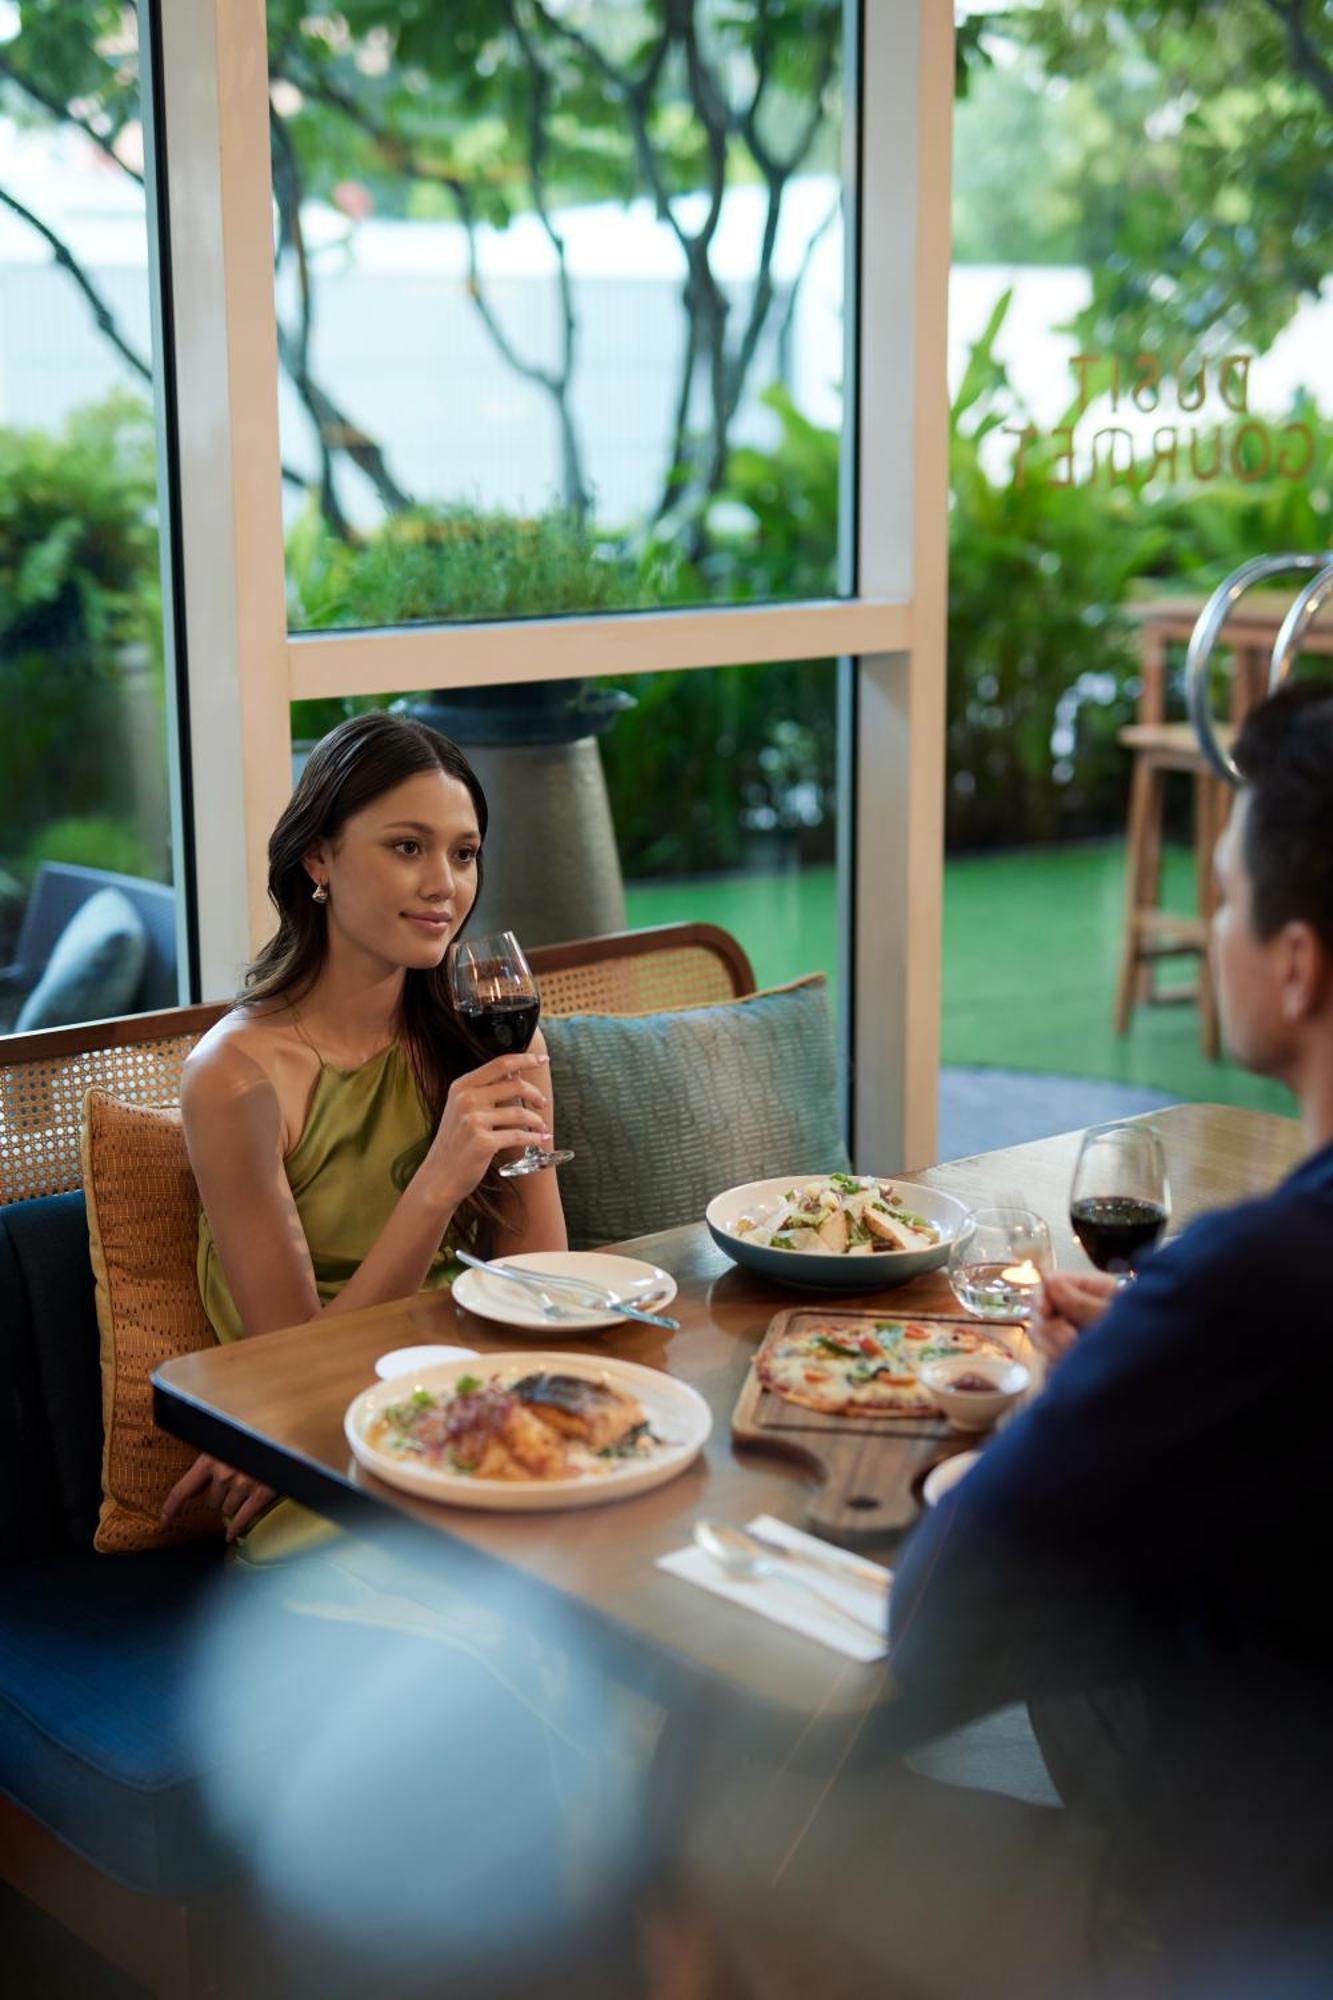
[{"left": 1000, "top": 1259, "right": 1041, "bottom": 1287}]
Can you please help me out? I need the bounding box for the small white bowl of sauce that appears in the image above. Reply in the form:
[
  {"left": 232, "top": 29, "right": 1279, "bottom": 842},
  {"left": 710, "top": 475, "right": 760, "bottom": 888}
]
[{"left": 918, "top": 1353, "right": 1030, "bottom": 1433}]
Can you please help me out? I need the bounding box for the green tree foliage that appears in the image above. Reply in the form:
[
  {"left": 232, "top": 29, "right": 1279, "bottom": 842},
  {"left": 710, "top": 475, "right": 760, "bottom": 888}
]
[
  {"left": 4, "top": 2, "right": 843, "bottom": 559},
  {"left": 958, "top": 2, "right": 1333, "bottom": 358}
]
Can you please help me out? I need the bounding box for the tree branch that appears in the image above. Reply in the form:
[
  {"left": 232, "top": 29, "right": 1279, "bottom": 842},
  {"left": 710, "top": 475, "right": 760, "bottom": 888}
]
[
  {"left": 285, "top": 53, "right": 590, "bottom": 511},
  {"left": 523, "top": 0, "right": 683, "bottom": 240},
  {"left": 270, "top": 109, "right": 353, "bottom": 539},
  {"left": 0, "top": 184, "right": 151, "bottom": 382},
  {"left": 0, "top": 56, "right": 309, "bottom": 497},
  {"left": 675, "top": 0, "right": 730, "bottom": 244},
  {"left": 655, "top": 307, "right": 700, "bottom": 521},
  {"left": 721, "top": 175, "right": 785, "bottom": 436},
  {"left": 0, "top": 54, "right": 144, "bottom": 185},
  {"left": 1259, "top": 0, "right": 1333, "bottom": 117},
  {"left": 503, "top": 1, "right": 591, "bottom": 513},
  {"left": 773, "top": 191, "right": 840, "bottom": 362}
]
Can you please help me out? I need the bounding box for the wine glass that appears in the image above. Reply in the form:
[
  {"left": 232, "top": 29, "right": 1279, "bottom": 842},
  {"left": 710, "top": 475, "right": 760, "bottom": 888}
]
[
  {"left": 1069, "top": 1122, "right": 1169, "bottom": 1278},
  {"left": 448, "top": 931, "right": 573, "bottom": 1178},
  {"left": 947, "top": 1207, "right": 1054, "bottom": 1322}
]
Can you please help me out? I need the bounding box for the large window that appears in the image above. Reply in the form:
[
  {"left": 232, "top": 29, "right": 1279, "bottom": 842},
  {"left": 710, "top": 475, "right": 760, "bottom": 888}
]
[
  {"left": 30, "top": 2, "right": 941, "bottom": 1168},
  {"left": 266, "top": 3, "right": 848, "bottom": 629},
  {"left": 0, "top": 4, "right": 184, "bottom": 1030},
  {"left": 943, "top": 4, "right": 1332, "bottom": 1138}
]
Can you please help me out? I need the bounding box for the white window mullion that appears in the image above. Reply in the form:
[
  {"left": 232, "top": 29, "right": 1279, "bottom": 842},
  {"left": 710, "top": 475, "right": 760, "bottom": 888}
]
[
  {"left": 158, "top": 0, "right": 291, "bottom": 996},
  {"left": 851, "top": 0, "right": 953, "bottom": 1170}
]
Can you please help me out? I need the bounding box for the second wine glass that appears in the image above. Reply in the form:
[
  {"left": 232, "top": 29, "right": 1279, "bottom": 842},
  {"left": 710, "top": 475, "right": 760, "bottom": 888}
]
[
  {"left": 1069, "top": 1121, "right": 1169, "bottom": 1278},
  {"left": 449, "top": 930, "right": 573, "bottom": 1178}
]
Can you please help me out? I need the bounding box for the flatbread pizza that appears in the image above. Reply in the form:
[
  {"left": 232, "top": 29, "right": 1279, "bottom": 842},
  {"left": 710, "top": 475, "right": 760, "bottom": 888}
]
[{"left": 756, "top": 1314, "right": 1016, "bottom": 1417}]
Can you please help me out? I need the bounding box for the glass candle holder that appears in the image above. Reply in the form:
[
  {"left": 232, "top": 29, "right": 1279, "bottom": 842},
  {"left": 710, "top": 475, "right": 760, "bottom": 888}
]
[{"left": 948, "top": 1207, "right": 1054, "bottom": 1321}]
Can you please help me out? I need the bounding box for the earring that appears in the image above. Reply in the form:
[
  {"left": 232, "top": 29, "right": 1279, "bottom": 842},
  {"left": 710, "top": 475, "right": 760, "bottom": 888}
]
[{"left": 311, "top": 881, "right": 329, "bottom": 904}]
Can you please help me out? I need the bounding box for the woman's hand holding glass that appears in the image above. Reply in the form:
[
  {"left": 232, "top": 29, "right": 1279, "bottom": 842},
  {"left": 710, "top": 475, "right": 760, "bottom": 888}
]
[
  {"left": 420, "top": 1050, "right": 553, "bottom": 1207},
  {"left": 448, "top": 932, "right": 572, "bottom": 1177}
]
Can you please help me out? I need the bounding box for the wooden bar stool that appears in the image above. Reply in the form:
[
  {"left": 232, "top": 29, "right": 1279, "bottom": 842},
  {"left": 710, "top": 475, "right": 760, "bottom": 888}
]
[
  {"left": 1113, "top": 719, "right": 1232, "bottom": 1060},
  {"left": 1113, "top": 604, "right": 1267, "bottom": 1060}
]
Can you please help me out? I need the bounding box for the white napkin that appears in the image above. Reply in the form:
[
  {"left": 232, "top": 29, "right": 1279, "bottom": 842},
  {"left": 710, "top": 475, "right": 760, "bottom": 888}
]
[{"left": 657, "top": 1513, "right": 891, "bottom": 1663}]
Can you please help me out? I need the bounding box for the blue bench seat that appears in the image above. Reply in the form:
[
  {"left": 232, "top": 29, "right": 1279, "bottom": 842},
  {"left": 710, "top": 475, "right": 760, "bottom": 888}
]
[
  {"left": 0, "top": 1189, "right": 272, "bottom": 1899},
  {"left": 0, "top": 1545, "right": 239, "bottom": 1896}
]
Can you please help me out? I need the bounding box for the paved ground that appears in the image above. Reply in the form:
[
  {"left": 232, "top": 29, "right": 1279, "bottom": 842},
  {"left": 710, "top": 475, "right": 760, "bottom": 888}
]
[{"left": 937, "top": 1065, "right": 1178, "bottom": 1163}]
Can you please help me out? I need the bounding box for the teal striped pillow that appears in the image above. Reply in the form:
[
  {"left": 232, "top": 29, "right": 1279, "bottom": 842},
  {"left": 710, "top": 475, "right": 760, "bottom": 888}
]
[{"left": 542, "top": 975, "right": 849, "bottom": 1248}]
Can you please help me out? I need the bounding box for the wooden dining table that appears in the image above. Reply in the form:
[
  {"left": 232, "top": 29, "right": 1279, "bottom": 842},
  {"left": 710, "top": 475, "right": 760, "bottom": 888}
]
[{"left": 153, "top": 1102, "right": 1302, "bottom": 1757}]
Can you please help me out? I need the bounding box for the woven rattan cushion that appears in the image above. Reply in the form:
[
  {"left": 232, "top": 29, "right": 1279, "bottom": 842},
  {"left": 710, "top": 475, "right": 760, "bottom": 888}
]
[
  {"left": 542, "top": 975, "right": 849, "bottom": 1247},
  {"left": 80, "top": 1090, "right": 221, "bottom": 1553}
]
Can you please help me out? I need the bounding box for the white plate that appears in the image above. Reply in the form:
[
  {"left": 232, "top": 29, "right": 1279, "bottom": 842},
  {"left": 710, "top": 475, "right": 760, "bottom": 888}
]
[
  {"left": 922, "top": 1450, "right": 981, "bottom": 1508},
  {"left": 345, "top": 1351, "right": 712, "bottom": 1512},
  {"left": 451, "top": 1251, "right": 678, "bottom": 1333},
  {"left": 375, "top": 1344, "right": 480, "bottom": 1381}
]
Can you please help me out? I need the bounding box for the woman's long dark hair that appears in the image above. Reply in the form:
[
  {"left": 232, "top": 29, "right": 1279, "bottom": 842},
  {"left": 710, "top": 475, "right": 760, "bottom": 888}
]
[{"left": 245, "top": 711, "right": 502, "bottom": 1241}]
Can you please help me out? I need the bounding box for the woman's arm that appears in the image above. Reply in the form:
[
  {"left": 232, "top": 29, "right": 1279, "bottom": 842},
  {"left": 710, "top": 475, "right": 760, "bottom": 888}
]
[{"left": 491, "top": 1029, "right": 569, "bottom": 1258}]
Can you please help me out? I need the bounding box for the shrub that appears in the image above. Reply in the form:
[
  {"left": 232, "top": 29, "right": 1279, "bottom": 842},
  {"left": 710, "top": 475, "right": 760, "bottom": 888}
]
[
  {"left": 286, "top": 500, "right": 642, "bottom": 745},
  {"left": 0, "top": 398, "right": 163, "bottom": 852},
  {"left": 0, "top": 395, "right": 159, "bottom": 654},
  {"left": 286, "top": 501, "right": 639, "bottom": 631},
  {"left": 946, "top": 292, "right": 1164, "bottom": 848},
  {"left": 23, "top": 816, "right": 162, "bottom": 885},
  {"left": 602, "top": 387, "right": 841, "bottom": 877},
  {"left": 945, "top": 298, "right": 1331, "bottom": 849}
]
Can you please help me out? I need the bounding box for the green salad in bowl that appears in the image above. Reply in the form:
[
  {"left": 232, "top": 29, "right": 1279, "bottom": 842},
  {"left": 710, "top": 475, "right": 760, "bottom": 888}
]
[{"left": 706, "top": 1172, "right": 968, "bottom": 1292}]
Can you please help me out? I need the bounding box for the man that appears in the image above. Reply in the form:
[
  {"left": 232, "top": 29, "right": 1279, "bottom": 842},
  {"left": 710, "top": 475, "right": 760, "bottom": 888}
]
[{"left": 888, "top": 680, "right": 1333, "bottom": 1982}]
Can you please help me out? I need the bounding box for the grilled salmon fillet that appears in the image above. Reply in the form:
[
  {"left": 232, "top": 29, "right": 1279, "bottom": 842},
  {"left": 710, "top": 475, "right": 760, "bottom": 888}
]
[{"left": 513, "top": 1373, "right": 645, "bottom": 1451}]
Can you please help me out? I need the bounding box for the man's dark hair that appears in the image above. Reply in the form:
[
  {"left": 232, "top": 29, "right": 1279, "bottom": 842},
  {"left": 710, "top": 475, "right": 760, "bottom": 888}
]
[{"left": 1234, "top": 677, "right": 1333, "bottom": 951}]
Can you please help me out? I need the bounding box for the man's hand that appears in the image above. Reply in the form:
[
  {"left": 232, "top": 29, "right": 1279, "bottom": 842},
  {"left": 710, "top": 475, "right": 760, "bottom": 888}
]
[
  {"left": 1030, "top": 1270, "right": 1119, "bottom": 1367},
  {"left": 161, "top": 1452, "right": 276, "bottom": 1542}
]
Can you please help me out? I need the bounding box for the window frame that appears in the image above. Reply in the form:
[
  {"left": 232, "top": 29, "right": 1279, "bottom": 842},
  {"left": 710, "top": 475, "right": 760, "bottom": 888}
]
[{"left": 153, "top": 0, "right": 952, "bottom": 1169}]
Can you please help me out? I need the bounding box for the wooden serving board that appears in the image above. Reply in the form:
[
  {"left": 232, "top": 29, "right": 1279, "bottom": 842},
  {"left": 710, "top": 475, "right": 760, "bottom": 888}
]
[{"left": 731, "top": 1308, "right": 1021, "bottom": 1544}]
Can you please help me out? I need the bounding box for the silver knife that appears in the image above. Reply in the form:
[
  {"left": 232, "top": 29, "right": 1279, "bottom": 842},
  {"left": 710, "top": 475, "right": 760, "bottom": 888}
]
[{"left": 456, "top": 1250, "right": 681, "bottom": 1330}]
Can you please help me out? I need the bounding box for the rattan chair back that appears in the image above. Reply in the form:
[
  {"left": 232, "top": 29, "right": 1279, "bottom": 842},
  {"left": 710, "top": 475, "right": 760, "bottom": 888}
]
[
  {"left": 529, "top": 922, "right": 754, "bottom": 1019},
  {"left": 0, "top": 923, "right": 754, "bottom": 1207},
  {"left": 0, "top": 1004, "right": 226, "bottom": 1206}
]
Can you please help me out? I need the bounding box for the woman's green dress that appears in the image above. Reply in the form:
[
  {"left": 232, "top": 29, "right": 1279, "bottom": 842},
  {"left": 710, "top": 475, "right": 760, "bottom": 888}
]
[{"left": 196, "top": 1040, "right": 463, "bottom": 1561}]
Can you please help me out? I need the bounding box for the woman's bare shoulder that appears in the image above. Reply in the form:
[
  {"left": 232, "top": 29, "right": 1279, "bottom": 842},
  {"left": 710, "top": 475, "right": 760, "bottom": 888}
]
[{"left": 183, "top": 1003, "right": 307, "bottom": 1111}]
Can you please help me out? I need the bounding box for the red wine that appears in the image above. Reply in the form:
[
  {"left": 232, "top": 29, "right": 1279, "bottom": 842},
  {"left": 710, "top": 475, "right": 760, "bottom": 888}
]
[
  {"left": 1070, "top": 1195, "right": 1167, "bottom": 1273},
  {"left": 460, "top": 995, "right": 540, "bottom": 1059}
]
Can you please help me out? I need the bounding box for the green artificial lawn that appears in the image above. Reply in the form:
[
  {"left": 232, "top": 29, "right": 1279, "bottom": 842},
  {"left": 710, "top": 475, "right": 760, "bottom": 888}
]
[
  {"left": 624, "top": 867, "right": 840, "bottom": 998},
  {"left": 625, "top": 842, "right": 1294, "bottom": 1116}
]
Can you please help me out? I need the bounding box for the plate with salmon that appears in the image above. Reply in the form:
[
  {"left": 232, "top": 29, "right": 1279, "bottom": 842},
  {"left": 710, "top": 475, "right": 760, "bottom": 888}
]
[{"left": 345, "top": 1351, "right": 712, "bottom": 1511}]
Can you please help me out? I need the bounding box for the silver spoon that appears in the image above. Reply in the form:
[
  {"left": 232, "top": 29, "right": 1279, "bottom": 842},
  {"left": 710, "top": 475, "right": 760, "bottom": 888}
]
[{"left": 692, "top": 1520, "right": 885, "bottom": 1638}]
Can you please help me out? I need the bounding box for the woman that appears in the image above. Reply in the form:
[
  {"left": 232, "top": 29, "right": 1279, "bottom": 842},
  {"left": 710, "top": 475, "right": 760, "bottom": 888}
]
[{"left": 163, "top": 712, "right": 566, "bottom": 1539}]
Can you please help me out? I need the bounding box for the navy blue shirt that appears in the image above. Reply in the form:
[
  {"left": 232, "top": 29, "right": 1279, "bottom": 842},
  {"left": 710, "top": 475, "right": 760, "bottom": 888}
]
[{"left": 888, "top": 1138, "right": 1333, "bottom": 1939}]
